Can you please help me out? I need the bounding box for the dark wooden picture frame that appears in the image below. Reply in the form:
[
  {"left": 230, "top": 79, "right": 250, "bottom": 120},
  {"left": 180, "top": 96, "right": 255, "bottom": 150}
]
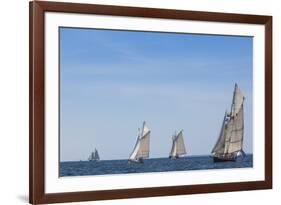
[{"left": 29, "top": 1, "right": 272, "bottom": 204}]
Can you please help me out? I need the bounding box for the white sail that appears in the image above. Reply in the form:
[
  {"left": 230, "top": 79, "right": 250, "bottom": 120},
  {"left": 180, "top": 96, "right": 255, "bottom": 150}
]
[
  {"left": 211, "top": 111, "right": 227, "bottom": 154},
  {"left": 226, "top": 105, "right": 244, "bottom": 153},
  {"left": 231, "top": 84, "right": 244, "bottom": 116},
  {"left": 175, "top": 130, "right": 186, "bottom": 155},
  {"left": 170, "top": 135, "right": 177, "bottom": 157},
  {"left": 212, "top": 84, "right": 245, "bottom": 156},
  {"left": 129, "top": 121, "right": 150, "bottom": 161},
  {"left": 169, "top": 130, "right": 186, "bottom": 158}
]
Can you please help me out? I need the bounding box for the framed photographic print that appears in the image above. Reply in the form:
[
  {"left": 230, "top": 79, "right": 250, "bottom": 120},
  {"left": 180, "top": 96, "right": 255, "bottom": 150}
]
[{"left": 29, "top": 1, "right": 272, "bottom": 204}]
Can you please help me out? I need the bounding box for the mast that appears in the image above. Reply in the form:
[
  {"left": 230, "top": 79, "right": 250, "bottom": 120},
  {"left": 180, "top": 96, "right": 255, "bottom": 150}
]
[{"left": 129, "top": 121, "right": 150, "bottom": 161}]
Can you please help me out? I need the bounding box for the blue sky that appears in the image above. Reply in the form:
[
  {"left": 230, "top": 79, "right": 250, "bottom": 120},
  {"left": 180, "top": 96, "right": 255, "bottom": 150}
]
[{"left": 60, "top": 27, "right": 253, "bottom": 161}]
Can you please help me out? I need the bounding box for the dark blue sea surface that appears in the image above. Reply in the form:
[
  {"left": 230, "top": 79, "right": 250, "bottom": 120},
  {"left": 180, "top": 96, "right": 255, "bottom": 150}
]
[{"left": 60, "top": 154, "right": 253, "bottom": 177}]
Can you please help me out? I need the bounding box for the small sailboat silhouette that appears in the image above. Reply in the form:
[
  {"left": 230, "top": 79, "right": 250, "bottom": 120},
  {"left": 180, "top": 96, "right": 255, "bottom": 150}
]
[{"left": 88, "top": 148, "right": 100, "bottom": 161}]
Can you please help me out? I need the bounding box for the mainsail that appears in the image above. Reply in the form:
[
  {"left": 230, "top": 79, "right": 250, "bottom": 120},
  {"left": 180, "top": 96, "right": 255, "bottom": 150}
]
[
  {"left": 169, "top": 130, "right": 187, "bottom": 158},
  {"left": 94, "top": 149, "right": 100, "bottom": 160},
  {"left": 212, "top": 84, "right": 245, "bottom": 158},
  {"left": 225, "top": 105, "right": 244, "bottom": 154},
  {"left": 129, "top": 121, "right": 150, "bottom": 162}
]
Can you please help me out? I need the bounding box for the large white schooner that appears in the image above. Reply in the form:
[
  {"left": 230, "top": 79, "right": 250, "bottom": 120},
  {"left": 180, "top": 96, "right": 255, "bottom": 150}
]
[
  {"left": 211, "top": 84, "right": 246, "bottom": 162},
  {"left": 129, "top": 121, "right": 150, "bottom": 163},
  {"left": 169, "top": 130, "right": 187, "bottom": 159}
]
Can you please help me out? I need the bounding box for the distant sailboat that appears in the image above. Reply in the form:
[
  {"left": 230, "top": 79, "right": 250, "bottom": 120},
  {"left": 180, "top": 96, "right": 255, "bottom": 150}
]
[
  {"left": 129, "top": 121, "right": 150, "bottom": 163},
  {"left": 88, "top": 148, "right": 100, "bottom": 161},
  {"left": 169, "top": 130, "right": 187, "bottom": 159},
  {"left": 211, "top": 84, "right": 246, "bottom": 162}
]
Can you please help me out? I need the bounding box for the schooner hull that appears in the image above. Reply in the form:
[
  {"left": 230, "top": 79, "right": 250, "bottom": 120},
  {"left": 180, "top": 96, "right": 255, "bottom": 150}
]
[
  {"left": 169, "top": 155, "right": 179, "bottom": 159},
  {"left": 213, "top": 155, "right": 236, "bottom": 162}
]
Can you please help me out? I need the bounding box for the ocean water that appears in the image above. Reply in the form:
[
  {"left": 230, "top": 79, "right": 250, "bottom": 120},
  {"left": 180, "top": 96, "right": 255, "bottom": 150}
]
[{"left": 60, "top": 154, "right": 253, "bottom": 177}]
